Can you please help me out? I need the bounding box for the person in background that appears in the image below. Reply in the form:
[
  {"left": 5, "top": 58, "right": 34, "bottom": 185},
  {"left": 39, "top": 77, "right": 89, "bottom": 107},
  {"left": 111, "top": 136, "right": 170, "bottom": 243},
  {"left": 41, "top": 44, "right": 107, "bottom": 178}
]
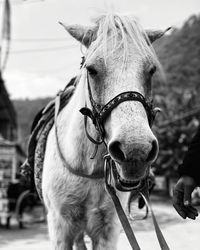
[
  {"left": 7, "top": 174, "right": 28, "bottom": 229},
  {"left": 173, "top": 126, "right": 200, "bottom": 220}
]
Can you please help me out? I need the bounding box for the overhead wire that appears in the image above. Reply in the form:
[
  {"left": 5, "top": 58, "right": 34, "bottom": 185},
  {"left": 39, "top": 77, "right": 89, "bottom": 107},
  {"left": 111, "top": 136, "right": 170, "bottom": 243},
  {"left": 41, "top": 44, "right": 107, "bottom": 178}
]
[
  {"left": 12, "top": 37, "right": 69, "bottom": 42},
  {"left": 0, "top": 0, "right": 44, "bottom": 5},
  {"left": 10, "top": 44, "right": 78, "bottom": 54}
]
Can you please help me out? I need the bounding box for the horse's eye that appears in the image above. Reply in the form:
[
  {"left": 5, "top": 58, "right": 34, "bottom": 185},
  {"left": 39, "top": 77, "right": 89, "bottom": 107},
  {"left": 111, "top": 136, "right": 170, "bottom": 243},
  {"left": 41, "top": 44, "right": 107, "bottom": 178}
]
[
  {"left": 86, "top": 66, "right": 98, "bottom": 77},
  {"left": 149, "top": 65, "right": 157, "bottom": 76}
]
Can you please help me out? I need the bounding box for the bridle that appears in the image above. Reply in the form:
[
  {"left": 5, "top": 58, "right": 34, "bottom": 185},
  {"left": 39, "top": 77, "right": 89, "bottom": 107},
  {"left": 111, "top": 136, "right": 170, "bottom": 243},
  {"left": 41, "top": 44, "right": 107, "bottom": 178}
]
[
  {"left": 80, "top": 59, "right": 159, "bottom": 158},
  {"left": 54, "top": 57, "right": 170, "bottom": 250}
]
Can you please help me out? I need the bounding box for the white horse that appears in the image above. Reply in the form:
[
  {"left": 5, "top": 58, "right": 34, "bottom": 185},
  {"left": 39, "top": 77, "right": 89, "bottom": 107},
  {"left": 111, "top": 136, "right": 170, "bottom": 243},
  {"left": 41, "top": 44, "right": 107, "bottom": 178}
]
[{"left": 42, "top": 13, "right": 167, "bottom": 250}]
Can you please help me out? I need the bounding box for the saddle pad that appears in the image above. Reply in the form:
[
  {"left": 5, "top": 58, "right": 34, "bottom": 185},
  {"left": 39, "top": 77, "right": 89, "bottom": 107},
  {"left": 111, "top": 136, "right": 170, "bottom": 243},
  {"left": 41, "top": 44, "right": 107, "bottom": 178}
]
[
  {"left": 34, "top": 119, "right": 54, "bottom": 200},
  {"left": 21, "top": 79, "right": 76, "bottom": 200}
]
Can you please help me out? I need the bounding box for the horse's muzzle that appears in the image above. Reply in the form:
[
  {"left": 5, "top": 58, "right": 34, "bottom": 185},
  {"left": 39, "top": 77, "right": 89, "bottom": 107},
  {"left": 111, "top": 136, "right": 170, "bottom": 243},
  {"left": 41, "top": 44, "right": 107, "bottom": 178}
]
[{"left": 108, "top": 138, "right": 159, "bottom": 164}]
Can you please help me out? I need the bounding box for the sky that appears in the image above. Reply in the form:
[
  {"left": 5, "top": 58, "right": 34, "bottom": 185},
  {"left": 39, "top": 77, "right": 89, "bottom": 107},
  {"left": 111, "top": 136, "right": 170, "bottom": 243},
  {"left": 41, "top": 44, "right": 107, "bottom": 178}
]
[{"left": 0, "top": 0, "right": 200, "bottom": 99}]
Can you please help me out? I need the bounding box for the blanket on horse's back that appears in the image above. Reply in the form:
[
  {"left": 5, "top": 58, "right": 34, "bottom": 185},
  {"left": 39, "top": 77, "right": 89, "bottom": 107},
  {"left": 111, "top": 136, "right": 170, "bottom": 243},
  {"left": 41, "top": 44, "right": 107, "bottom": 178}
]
[{"left": 21, "top": 77, "right": 77, "bottom": 200}]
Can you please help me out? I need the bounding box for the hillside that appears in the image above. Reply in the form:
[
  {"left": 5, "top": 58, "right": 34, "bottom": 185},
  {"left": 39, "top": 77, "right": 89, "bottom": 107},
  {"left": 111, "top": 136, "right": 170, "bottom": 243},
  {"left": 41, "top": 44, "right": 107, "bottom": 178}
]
[
  {"left": 152, "top": 14, "right": 200, "bottom": 175},
  {"left": 154, "top": 14, "right": 200, "bottom": 114},
  {"left": 14, "top": 97, "right": 51, "bottom": 149}
]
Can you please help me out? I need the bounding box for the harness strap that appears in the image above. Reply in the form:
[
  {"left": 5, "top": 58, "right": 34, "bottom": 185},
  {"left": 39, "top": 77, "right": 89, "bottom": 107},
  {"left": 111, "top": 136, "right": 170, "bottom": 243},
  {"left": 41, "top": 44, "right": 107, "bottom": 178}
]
[
  {"left": 104, "top": 156, "right": 141, "bottom": 250},
  {"left": 140, "top": 191, "right": 171, "bottom": 250},
  {"left": 104, "top": 156, "right": 170, "bottom": 250},
  {"left": 82, "top": 109, "right": 104, "bottom": 145},
  {"left": 97, "top": 91, "right": 154, "bottom": 126},
  {"left": 54, "top": 92, "right": 104, "bottom": 179},
  {"left": 85, "top": 71, "right": 158, "bottom": 128}
]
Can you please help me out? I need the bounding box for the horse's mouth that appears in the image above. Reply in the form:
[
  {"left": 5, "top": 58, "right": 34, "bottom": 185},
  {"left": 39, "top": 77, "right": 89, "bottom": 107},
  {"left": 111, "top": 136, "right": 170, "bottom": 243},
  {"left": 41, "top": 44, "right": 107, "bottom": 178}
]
[
  {"left": 118, "top": 176, "right": 142, "bottom": 191},
  {"left": 112, "top": 163, "right": 145, "bottom": 192}
]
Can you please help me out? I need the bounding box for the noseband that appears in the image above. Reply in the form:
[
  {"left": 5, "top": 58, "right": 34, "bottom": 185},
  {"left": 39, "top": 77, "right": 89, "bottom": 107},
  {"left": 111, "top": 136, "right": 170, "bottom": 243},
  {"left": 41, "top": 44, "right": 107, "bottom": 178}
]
[{"left": 80, "top": 61, "right": 159, "bottom": 155}]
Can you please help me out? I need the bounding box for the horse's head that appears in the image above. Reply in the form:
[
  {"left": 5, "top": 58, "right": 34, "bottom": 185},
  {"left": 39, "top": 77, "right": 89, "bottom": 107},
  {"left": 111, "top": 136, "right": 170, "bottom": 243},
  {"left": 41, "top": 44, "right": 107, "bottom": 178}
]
[{"left": 61, "top": 14, "right": 169, "bottom": 190}]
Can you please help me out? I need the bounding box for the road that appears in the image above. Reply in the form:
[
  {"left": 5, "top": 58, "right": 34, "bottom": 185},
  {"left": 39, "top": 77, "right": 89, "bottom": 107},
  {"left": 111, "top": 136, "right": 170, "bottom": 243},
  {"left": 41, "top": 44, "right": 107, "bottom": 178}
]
[{"left": 0, "top": 196, "right": 200, "bottom": 250}]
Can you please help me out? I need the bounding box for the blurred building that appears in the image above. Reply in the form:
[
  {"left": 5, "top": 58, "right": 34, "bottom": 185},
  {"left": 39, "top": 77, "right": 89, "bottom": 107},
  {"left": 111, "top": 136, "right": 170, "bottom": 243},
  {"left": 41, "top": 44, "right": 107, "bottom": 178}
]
[{"left": 0, "top": 74, "right": 25, "bottom": 219}]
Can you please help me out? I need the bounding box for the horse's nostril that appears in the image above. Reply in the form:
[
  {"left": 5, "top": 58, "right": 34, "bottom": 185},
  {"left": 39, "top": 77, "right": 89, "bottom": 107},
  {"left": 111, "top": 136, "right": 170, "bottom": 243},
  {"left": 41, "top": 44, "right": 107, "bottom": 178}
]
[
  {"left": 108, "top": 141, "right": 126, "bottom": 162},
  {"left": 147, "top": 139, "right": 159, "bottom": 162}
]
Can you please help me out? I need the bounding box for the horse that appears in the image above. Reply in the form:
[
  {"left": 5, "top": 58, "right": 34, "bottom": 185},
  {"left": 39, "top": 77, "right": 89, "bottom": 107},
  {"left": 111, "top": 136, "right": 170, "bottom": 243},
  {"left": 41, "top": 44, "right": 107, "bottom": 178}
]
[{"left": 41, "top": 13, "right": 168, "bottom": 250}]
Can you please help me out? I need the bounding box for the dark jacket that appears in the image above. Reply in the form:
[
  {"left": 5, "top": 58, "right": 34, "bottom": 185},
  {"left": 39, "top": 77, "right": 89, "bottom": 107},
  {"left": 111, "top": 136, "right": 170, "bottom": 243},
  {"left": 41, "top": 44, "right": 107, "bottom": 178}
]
[{"left": 179, "top": 126, "right": 200, "bottom": 186}]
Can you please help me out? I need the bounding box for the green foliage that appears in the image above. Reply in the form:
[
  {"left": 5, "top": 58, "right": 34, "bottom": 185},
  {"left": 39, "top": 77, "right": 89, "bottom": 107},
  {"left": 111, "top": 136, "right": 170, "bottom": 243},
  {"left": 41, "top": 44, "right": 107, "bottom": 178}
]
[{"left": 152, "top": 14, "right": 200, "bottom": 176}]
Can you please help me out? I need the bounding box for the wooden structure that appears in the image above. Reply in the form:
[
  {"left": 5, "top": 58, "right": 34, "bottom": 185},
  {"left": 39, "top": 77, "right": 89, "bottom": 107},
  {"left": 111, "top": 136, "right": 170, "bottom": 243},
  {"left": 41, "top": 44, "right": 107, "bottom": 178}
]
[
  {"left": 0, "top": 74, "right": 17, "bottom": 141},
  {"left": 0, "top": 73, "right": 25, "bottom": 221}
]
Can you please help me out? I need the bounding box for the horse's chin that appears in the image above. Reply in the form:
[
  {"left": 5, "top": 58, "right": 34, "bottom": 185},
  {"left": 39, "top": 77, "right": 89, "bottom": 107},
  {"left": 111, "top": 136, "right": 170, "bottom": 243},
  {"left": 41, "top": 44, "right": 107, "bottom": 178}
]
[{"left": 112, "top": 162, "right": 148, "bottom": 192}]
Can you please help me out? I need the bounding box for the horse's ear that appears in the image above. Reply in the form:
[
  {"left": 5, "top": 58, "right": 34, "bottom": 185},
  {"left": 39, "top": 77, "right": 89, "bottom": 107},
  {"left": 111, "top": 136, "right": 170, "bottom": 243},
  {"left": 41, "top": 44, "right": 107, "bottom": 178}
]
[
  {"left": 59, "top": 22, "right": 96, "bottom": 47},
  {"left": 146, "top": 27, "right": 171, "bottom": 43}
]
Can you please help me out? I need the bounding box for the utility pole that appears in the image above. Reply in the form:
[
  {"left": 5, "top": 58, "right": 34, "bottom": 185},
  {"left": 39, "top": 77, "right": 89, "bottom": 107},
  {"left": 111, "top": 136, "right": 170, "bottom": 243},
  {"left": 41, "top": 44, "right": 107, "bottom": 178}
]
[
  {"left": 0, "top": 0, "right": 45, "bottom": 74},
  {"left": 0, "top": 0, "right": 11, "bottom": 74}
]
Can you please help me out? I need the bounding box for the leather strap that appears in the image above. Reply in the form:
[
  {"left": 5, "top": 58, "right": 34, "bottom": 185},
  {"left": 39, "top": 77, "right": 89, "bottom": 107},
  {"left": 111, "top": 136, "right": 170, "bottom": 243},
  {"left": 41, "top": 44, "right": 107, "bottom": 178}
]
[
  {"left": 97, "top": 91, "right": 155, "bottom": 126},
  {"left": 104, "top": 156, "right": 141, "bottom": 250},
  {"left": 54, "top": 92, "right": 104, "bottom": 179},
  {"left": 140, "top": 191, "right": 171, "bottom": 250},
  {"left": 83, "top": 109, "right": 104, "bottom": 145},
  {"left": 104, "top": 155, "right": 171, "bottom": 250},
  {"left": 85, "top": 71, "right": 157, "bottom": 128}
]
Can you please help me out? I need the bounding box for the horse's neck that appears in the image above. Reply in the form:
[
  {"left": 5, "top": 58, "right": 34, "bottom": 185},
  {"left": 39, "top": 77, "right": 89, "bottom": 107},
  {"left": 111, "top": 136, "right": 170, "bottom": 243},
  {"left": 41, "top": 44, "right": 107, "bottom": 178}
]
[{"left": 57, "top": 75, "right": 105, "bottom": 172}]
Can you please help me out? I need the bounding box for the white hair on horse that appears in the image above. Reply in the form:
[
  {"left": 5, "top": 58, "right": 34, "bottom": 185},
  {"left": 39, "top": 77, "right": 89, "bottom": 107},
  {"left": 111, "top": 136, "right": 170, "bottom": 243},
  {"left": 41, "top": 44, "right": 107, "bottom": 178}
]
[
  {"left": 84, "top": 13, "right": 161, "bottom": 74},
  {"left": 41, "top": 12, "right": 169, "bottom": 250}
]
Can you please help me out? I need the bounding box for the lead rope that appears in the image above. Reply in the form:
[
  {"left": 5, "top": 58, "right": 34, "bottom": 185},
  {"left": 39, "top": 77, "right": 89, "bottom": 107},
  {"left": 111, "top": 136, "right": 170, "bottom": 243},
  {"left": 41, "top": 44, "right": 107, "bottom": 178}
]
[
  {"left": 104, "top": 155, "right": 141, "bottom": 250},
  {"left": 140, "top": 191, "right": 170, "bottom": 250},
  {"left": 104, "top": 155, "right": 171, "bottom": 250}
]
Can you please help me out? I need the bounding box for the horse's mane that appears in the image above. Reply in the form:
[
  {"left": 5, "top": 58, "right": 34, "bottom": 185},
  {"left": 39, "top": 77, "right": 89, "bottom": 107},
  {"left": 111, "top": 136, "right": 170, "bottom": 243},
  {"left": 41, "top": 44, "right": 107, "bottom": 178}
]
[{"left": 85, "top": 13, "right": 161, "bottom": 71}]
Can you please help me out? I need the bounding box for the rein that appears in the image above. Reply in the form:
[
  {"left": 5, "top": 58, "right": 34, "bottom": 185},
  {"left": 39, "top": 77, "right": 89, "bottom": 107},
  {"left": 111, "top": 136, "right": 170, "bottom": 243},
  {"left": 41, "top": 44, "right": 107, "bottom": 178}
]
[
  {"left": 104, "top": 155, "right": 170, "bottom": 250},
  {"left": 54, "top": 61, "right": 170, "bottom": 249}
]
